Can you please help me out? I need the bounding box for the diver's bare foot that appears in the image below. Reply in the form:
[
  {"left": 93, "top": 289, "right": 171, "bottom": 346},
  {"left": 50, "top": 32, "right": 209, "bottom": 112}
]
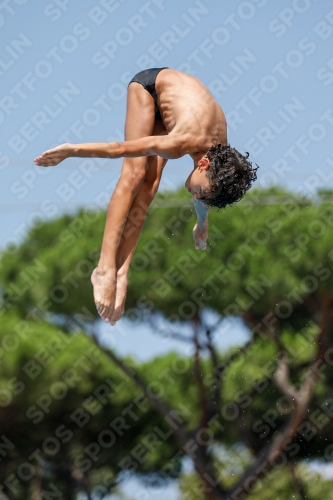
[
  {"left": 91, "top": 267, "right": 116, "bottom": 322},
  {"left": 110, "top": 272, "right": 128, "bottom": 326}
]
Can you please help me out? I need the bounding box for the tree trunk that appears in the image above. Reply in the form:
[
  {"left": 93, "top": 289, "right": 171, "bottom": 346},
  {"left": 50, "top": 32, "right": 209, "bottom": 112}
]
[
  {"left": 29, "top": 466, "right": 42, "bottom": 500},
  {"left": 286, "top": 462, "right": 308, "bottom": 500}
]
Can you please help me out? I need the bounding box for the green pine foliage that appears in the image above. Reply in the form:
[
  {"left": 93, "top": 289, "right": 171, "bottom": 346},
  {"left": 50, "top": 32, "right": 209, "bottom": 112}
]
[{"left": 1, "top": 187, "right": 333, "bottom": 498}]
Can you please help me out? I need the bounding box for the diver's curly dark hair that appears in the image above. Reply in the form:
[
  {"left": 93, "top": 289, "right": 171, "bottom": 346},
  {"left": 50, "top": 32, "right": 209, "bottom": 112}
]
[{"left": 200, "top": 144, "right": 258, "bottom": 209}]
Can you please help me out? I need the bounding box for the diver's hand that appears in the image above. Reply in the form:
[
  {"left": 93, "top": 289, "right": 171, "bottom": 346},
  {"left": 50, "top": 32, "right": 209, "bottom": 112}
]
[
  {"left": 193, "top": 222, "right": 208, "bottom": 250},
  {"left": 34, "top": 143, "right": 72, "bottom": 167}
]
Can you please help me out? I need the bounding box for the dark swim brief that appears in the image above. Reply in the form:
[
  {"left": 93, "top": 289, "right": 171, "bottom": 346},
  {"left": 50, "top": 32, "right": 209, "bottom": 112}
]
[{"left": 128, "top": 67, "right": 168, "bottom": 121}]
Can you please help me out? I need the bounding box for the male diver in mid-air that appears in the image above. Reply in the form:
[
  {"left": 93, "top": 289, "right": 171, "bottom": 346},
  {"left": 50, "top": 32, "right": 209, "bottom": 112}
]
[{"left": 34, "top": 67, "right": 257, "bottom": 325}]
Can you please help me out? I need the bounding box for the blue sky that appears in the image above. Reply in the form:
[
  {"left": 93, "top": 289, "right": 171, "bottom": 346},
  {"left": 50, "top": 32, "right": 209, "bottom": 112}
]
[
  {"left": 2, "top": 2, "right": 333, "bottom": 498},
  {"left": 2, "top": 0, "right": 333, "bottom": 369},
  {"left": 1, "top": 0, "right": 333, "bottom": 371},
  {"left": 2, "top": 0, "right": 333, "bottom": 253}
]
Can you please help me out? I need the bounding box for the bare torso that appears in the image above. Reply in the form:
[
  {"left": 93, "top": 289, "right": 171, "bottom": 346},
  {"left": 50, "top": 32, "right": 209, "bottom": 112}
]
[
  {"left": 33, "top": 69, "right": 226, "bottom": 324},
  {"left": 155, "top": 69, "right": 227, "bottom": 154}
]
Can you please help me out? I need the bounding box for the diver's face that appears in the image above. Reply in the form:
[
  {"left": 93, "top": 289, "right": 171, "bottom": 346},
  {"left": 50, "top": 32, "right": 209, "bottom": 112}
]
[{"left": 185, "top": 156, "right": 211, "bottom": 198}]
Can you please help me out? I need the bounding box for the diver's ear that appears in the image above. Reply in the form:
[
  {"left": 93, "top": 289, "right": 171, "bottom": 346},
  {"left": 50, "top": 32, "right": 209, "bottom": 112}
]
[{"left": 198, "top": 156, "right": 210, "bottom": 169}]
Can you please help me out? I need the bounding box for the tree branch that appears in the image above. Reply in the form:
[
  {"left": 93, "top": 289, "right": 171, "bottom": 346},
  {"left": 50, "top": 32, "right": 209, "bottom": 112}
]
[
  {"left": 92, "top": 334, "right": 227, "bottom": 499},
  {"left": 71, "top": 467, "right": 93, "bottom": 500},
  {"left": 286, "top": 462, "right": 308, "bottom": 500},
  {"left": 192, "top": 319, "right": 210, "bottom": 430},
  {"left": 146, "top": 314, "right": 193, "bottom": 343},
  {"left": 205, "top": 324, "right": 222, "bottom": 415},
  {"left": 207, "top": 314, "right": 225, "bottom": 336},
  {"left": 221, "top": 338, "right": 256, "bottom": 375},
  {"left": 316, "top": 292, "right": 333, "bottom": 359},
  {"left": 92, "top": 333, "right": 191, "bottom": 445},
  {"left": 224, "top": 325, "right": 323, "bottom": 500},
  {"left": 274, "top": 354, "right": 299, "bottom": 402}
]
